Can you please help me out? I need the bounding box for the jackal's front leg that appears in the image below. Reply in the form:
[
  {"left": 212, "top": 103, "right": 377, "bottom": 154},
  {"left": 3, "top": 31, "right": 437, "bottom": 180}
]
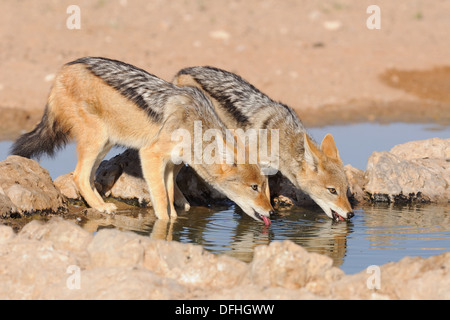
[{"left": 139, "top": 147, "right": 172, "bottom": 220}]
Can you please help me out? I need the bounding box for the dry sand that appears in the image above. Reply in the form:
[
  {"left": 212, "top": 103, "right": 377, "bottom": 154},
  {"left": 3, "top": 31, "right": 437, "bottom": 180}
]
[{"left": 1, "top": 0, "right": 450, "bottom": 140}]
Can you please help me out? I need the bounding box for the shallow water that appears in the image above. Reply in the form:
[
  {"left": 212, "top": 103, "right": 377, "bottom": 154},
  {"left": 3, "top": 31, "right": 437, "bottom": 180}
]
[
  {"left": 1, "top": 122, "right": 449, "bottom": 274},
  {"left": 75, "top": 203, "right": 450, "bottom": 274}
]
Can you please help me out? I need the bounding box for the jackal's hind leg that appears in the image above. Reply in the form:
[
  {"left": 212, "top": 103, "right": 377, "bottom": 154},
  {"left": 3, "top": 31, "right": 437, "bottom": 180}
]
[
  {"left": 172, "top": 164, "right": 190, "bottom": 211},
  {"left": 165, "top": 162, "right": 179, "bottom": 219},
  {"left": 73, "top": 136, "right": 117, "bottom": 214},
  {"left": 91, "top": 142, "right": 113, "bottom": 203}
]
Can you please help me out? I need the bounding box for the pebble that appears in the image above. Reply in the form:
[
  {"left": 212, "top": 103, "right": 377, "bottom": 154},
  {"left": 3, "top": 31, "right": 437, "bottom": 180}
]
[{"left": 209, "top": 30, "right": 231, "bottom": 41}]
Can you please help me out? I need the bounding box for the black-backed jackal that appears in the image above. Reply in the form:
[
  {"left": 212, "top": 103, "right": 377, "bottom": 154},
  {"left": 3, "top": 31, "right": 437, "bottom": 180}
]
[
  {"left": 174, "top": 66, "right": 354, "bottom": 221},
  {"left": 11, "top": 58, "right": 274, "bottom": 224}
]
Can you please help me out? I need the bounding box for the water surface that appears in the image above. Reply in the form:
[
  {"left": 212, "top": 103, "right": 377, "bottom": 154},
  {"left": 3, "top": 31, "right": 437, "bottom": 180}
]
[{"left": 75, "top": 203, "right": 450, "bottom": 274}]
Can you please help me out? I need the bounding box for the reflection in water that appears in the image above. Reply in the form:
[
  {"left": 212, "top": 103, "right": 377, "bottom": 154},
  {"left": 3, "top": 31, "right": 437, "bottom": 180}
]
[
  {"left": 355, "top": 204, "right": 450, "bottom": 250},
  {"left": 73, "top": 202, "right": 450, "bottom": 274},
  {"left": 341, "top": 204, "right": 450, "bottom": 273}
]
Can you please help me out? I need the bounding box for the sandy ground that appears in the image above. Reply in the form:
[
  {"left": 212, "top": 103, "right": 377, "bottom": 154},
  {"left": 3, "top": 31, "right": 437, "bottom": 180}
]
[{"left": 1, "top": 0, "right": 450, "bottom": 140}]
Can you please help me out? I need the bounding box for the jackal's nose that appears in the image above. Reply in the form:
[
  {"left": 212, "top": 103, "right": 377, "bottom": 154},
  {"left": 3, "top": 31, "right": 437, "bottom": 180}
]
[{"left": 347, "top": 212, "right": 355, "bottom": 219}]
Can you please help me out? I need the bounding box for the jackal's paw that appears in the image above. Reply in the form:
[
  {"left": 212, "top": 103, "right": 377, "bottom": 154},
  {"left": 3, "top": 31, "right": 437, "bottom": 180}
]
[{"left": 95, "top": 203, "right": 117, "bottom": 214}]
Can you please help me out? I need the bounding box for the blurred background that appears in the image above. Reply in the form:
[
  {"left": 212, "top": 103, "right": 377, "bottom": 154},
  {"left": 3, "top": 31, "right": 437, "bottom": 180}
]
[{"left": 1, "top": 0, "right": 450, "bottom": 140}]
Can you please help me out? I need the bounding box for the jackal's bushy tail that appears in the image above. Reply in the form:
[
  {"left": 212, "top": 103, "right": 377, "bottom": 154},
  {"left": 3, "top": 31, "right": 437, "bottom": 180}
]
[{"left": 10, "top": 106, "right": 70, "bottom": 159}]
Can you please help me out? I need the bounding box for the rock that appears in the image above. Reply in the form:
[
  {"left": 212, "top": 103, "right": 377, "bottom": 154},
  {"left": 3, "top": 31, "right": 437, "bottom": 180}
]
[
  {"left": 54, "top": 172, "right": 80, "bottom": 200},
  {"left": 19, "top": 217, "right": 93, "bottom": 253},
  {"left": 344, "top": 164, "right": 366, "bottom": 203},
  {"left": 323, "top": 20, "right": 342, "bottom": 31},
  {"left": 55, "top": 149, "right": 153, "bottom": 206},
  {"left": 201, "top": 284, "right": 320, "bottom": 300},
  {"left": 0, "top": 236, "right": 81, "bottom": 299},
  {"left": 0, "top": 225, "right": 15, "bottom": 244},
  {"left": 0, "top": 185, "right": 18, "bottom": 218},
  {"left": 142, "top": 238, "right": 248, "bottom": 288},
  {"left": 87, "top": 228, "right": 145, "bottom": 269},
  {"left": 0, "top": 218, "right": 449, "bottom": 300},
  {"left": 249, "top": 241, "right": 344, "bottom": 294},
  {"left": 273, "top": 195, "right": 294, "bottom": 210},
  {"left": 0, "top": 156, "right": 67, "bottom": 215},
  {"left": 209, "top": 30, "right": 231, "bottom": 41},
  {"left": 364, "top": 138, "right": 450, "bottom": 203},
  {"left": 390, "top": 137, "right": 450, "bottom": 160},
  {"left": 39, "top": 267, "right": 186, "bottom": 300},
  {"left": 387, "top": 253, "right": 450, "bottom": 299},
  {"left": 331, "top": 253, "right": 450, "bottom": 300}
]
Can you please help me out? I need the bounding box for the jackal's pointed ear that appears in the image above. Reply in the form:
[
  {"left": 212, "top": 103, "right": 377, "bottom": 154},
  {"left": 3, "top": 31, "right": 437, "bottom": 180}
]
[
  {"left": 321, "top": 133, "right": 341, "bottom": 161},
  {"left": 303, "top": 133, "right": 321, "bottom": 169}
]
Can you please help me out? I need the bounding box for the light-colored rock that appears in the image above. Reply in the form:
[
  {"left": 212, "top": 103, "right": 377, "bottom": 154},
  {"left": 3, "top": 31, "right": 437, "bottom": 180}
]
[
  {"left": 364, "top": 138, "right": 450, "bottom": 203},
  {"left": 390, "top": 137, "right": 450, "bottom": 161},
  {"left": 143, "top": 239, "right": 248, "bottom": 288},
  {"left": 0, "top": 238, "right": 80, "bottom": 299},
  {"left": 87, "top": 229, "right": 144, "bottom": 269},
  {"left": 331, "top": 253, "right": 450, "bottom": 300},
  {"left": 209, "top": 30, "right": 231, "bottom": 41},
  {"left": 391, "top": 253, "right": 450, "bottom": 299},
  {"left": 323, "top": 20, "right": 342, "bottom": 31},
  {"left": 54, "top": 172, "right": 80, "bottom": 200},
  {"left": 0, "top": 184, "right": 18, "bottom": 218},
  {"left": 344, "top": 164, "right": 366, "bottom": 202},
  {"left": 0, "top": 218, "right": 449, "bottom": 300},
  {"left": 0, "top": 225, "right": 15, "bottom": 244},
  {"left": 0, "top": 156, "right": 67, "bottom": 215},
  {"left": 249, "top": 241, "right": 344, "bottom": 293},
  {"left": 273, "top": 194, "right": 294, "bottom": 209},
  {"left": 19, "top": 217, "right": 93, "bottom": 253},
  {"left": 39, "top": 267, "right": 186, "bottom": 300},
  {"left": 200, "top": 284, "right": 321, "bottom": 300},
  {"left": 55, "top": 149, "right": 153, "bottom": 206}
]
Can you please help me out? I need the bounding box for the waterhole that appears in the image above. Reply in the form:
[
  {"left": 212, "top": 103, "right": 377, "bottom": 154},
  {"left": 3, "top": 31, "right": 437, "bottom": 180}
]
[
  {"left": 69, "top": 202, "right": 450, "bottom": 274},
  {"left": 0, "top": 122, "right": 449, "bottom": 274}
]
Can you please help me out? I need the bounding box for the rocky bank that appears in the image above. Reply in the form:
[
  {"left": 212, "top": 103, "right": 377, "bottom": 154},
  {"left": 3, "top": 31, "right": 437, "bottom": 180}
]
[
  {"left": 0, "top": 217, "right": 449, "bottom": 300},
  {"left": 0, "top": 156, "right": 67, "bottom": 218}
]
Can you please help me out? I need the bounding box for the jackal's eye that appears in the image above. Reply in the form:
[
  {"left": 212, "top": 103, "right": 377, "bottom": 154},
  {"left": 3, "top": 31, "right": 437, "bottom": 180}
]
[
  {"left": 251, "top": 184, "right": 259, "bottom": 191},
  {"left": 328, "top": 188, "right": 337, "bottom": 195}
]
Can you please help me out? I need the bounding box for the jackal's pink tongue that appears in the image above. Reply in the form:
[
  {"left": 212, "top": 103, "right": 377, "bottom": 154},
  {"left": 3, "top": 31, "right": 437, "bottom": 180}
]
[{"left": 262, "top": 215, "right": 271, "bottom": 226}]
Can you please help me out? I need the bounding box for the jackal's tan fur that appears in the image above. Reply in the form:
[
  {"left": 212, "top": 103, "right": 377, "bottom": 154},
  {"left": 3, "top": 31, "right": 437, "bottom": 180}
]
[{"left": 12, "top": 58, "right": 274, "bottom": 223}]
